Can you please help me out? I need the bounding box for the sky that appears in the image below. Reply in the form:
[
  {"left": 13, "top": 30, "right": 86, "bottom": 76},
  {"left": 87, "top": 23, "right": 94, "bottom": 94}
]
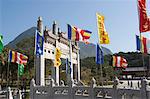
[{"left": 0, "top": 0, "right": 150, "bottom": 53}]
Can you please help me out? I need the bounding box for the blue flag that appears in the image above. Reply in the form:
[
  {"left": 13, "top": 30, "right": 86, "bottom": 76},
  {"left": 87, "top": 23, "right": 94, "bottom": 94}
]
[
  {"left": 35, "top": 30, "right": 44, "bottom": 55},
  {"left": 136, "top": 35, "right": 141, "bottom": 51},
  {"left": 96, "top": 44, "right": 104, "bottom": 64},
  {"left": 66, "top": 58, "right": 71, "bottom": 74},
  {"left": 68, "top": 24, "right": 72, "bottom": 40}
]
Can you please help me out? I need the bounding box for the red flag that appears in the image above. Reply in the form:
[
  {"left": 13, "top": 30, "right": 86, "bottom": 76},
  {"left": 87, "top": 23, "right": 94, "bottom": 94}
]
[
  {"left": 8, "top": 50, "right": 28, "bottom": 65},
  {"left": 68, "top": 24, "right": 92, "bottom": 43},
  {"left": 112, "top": 56, "right": 128, "bottom": 68},
  {"left": 138, "top": 0, "right": 150, "bottom": 33}
]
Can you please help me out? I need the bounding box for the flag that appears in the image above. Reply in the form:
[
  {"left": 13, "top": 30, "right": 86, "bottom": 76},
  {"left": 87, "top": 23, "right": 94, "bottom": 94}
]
[
  {"left": 18, "top": 64, "right": 24, "bottom": 76},
  {"left": 8, "top": 50, "right": 28, "bottom": 65},
  {"left": 68, "top": 24, "right": 92, "bottom": 43},
  {"left": 138, "top": 0, "right": 150, "bottom": 33},
  {"left": 96, "top": 13, "right": 110, "bottom": 44},
  {"left": 136, "top": 35, "right": 150, "bottom": 53},
  {"left": 66, "top": 58, "right": 71, "bottom": 74},
  {"left": 80, "top": 30, "right": 92, "bottom": 44},
  {"left": 68, "top": 24, "right": 80, "bottom": 41},
  {"left": 0, "top": 35, "right": 4, "bottom": 54},
  {"left": 35, "top": 30, "right": 44, "bottom": 55},
  {"left": 96, "top": 44, "right": 104, "bottom": 64},
  {"left": 54, "top": 48, "right": 61, "bottom": 67},
  {"left": 112, "top": 56, "right": 128, "bottom": 68},
  {"left": 136, "top": 35, "right": 141, "bottom": 51}
]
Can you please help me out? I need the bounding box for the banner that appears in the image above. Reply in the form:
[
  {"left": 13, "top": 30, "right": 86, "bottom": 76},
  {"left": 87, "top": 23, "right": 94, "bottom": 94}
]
[
  {"left": 96, "top": 43, "right": 104, "bottom": 64},
  {"left": 54, "top": 48, "right": 61, "bottom": 67},
  {"left": 18, "top": 64, "right": 24, "bottom": 76},
  {"left": 138, "top": 0, "right": 150, "bottom": 32},
  {"left": 35, "top": 30, "right": 44, "bottom": 55},
  {"left": 96, "top": 13, "right": 110, "bottom": 44},
  {"left": 0, "top": 35, "right": 4, "bottom": 54}
]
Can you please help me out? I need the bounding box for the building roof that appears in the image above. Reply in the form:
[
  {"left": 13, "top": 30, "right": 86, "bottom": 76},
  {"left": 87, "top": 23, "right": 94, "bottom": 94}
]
[{"left": 123, "top": 67, "right": 146, "bottom": 72}]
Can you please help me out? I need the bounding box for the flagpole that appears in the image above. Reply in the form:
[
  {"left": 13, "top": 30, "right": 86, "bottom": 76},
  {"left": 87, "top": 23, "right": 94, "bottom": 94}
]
[
  {"left": 148, "top": 55, "right": 150, "bottom": 76},
  {"left": 6, "top": 61, "right": 10, "bottom": 99},
  {"left": 100, "top": 63, "right": 103, "bottom": 86},
  {"left": 137, "top": 0, "right": 146, "bottom": 78},
  {"left": 96, "top": 44, "right": 104, "bottom": 86},
  {"left": 7, "top": 50, "right": 11, "bottom": 87},
  {"left": 100, "top": 45, "right": 104, "bottom": 86},
  {"left": 96, "top": 13, "right": 104, "bottom": 86},
  {"left": 69, "top": 40, "right": 73, "bottom": 83},
  {"left": 17, "top": 64, "right": 19, "bottom": 90},
  {"left": 6, "top": 62, "right": 10, "bottom": 87},
  {"left": 140, "top": 34, "right": 146, "bottom": 77}
]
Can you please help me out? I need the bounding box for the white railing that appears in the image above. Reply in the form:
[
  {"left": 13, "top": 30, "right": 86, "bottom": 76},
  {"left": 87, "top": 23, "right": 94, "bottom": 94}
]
[{"left": 30, "top": 77, "right": 150, "bottom": 99}]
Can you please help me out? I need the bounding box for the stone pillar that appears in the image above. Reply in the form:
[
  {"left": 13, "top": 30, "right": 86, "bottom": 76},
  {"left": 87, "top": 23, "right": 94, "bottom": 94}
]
[
  {"left": 37, "top": 17, "right": 43, "bottom": 33},
  {"left": 90, "top": 77, "right": 96, "bottom": 99},
  {"left": 52, "top": 21, "right": 57, "bottom": 35},
  {"left": 18, "top": 90, "right": 22, "bottom": 99},
  {"left": 112, "top": 77, "right": 119, "bottom": 99},
  {"left": 51, "top": 63, "right": 56, "bottom": 84},
  {"left": 73, "top": 64, "right": 78, "bottom": 80},
  {"left": 35, "top": 16, "right": 45, "bottom": 86},
  {"left": 30, "top": 79, "right": 35, "bottom": 99},
  {"left": 140, "top": 77, "right": 148, "bottom": 99},
  {"left": 8, "top": 87, "right": 13, "bottom": 99},
  {"left": 40, "top": 55, "right": 45, "bottom": 86},
  {"left": 68, "top": 79, "right": 74, "bottom": 99},
  {"left": 51, "top": 21, "right": 59, "bottom": 86},
  {"left": 35, "top": 56, "right": 45, "bottom": 86},
  {"left": 55, "top": 66, "right": 59, "bottom": 85}
]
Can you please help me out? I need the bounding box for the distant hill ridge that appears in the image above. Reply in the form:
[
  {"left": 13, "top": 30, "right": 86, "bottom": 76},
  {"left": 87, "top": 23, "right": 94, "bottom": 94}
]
[
  {"left": 6, "top": 27, "right": 36, "bottom": 49},
  {"left": 6, "top": 27, "right": 112, "bottom": 59}
]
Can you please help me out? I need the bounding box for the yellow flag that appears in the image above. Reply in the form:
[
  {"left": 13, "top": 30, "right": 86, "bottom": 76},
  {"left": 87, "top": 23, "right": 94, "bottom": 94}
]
[
  {"left": 96, "top": 13, "right": 110, "bottom": 44},
  {"left": 54, "top": 48, "right": 61, "bottom": 67}
]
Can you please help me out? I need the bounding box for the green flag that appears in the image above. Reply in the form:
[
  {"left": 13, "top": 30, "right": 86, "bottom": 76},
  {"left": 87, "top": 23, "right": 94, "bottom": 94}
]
[
  {"left": 0, "top": 35, "right": 4, "bottom": 54},
  {"left": 18, "top": 64, "right": 24, "bottom": 76}
]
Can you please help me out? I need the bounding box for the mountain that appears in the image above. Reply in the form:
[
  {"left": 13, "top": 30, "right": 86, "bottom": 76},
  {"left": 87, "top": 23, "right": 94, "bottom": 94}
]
[
  {"left": 79, "top": 42, "right": 112, "bottom": 59},
  {"left": 6, "top": 27, "right": 36, "bottom": 49},
  {"left": 6, "top": 27, "right": 112, "bottom": 59}
]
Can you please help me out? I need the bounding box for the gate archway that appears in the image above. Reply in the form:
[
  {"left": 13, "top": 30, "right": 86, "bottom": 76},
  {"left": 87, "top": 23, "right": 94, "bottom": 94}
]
[{"left": 35, "top": 17, "right": 80, "bottom": 86}]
